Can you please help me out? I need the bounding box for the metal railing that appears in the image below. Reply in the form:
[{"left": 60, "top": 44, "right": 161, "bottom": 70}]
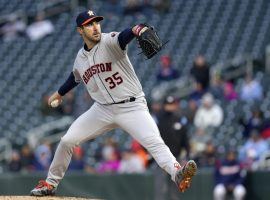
[
  {"left": 0, "top": 138, "right": 12, "bottom": 162},
  {"left": 26, "top": 116, "right": 74, "bottom": 148}
]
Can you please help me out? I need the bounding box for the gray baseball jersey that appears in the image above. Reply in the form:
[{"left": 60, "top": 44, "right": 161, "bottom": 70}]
[
  {"left": 31, "top": 11, "right": 197, "bottom": 195},
  {"left": 73, "top": 32, "right": 145, "bottom": 104},
  {"left": 45, "top": 31, "right": 180, "bottom": 189}
]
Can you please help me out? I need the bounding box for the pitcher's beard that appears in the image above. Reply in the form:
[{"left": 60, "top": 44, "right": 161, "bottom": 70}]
[{"left": 88, "top": 34, "right": 101, "bottom": 43}]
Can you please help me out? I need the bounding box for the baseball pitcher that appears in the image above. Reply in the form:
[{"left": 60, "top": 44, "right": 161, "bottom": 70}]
[{"left": 30, "top": 10, "right": 197, "bottom": 196}]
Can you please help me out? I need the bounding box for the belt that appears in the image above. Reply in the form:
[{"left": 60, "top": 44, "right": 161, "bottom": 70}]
[{"left": 111, "top": 97, "right": 136, "bottom": 104}]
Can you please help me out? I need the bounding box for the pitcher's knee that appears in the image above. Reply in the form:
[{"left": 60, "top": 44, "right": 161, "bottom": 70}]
[{"left": 60, "top": 136, "right": 77, "bottom": 149}]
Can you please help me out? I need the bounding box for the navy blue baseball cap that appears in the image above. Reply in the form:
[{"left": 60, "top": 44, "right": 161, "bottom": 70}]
[{"left": 76, "top": 10, "right": 104, "bottom": 27}]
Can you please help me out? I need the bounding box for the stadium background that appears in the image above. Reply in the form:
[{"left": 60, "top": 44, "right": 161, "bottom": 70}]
[{"left": 0, "top": 0, "right": 270, "bottom": 199}]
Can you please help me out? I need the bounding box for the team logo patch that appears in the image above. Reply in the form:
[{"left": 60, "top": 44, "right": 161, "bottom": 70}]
[
  {"left": 88, "top": 10, "right": 94, "bottom": 16},
  {"left": 111, "top": 32, "right": 116, "bottom": 37}
]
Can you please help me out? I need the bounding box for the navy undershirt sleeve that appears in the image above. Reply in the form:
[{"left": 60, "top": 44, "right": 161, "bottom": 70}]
[
  {"left": 118, "top": 28, "right": 135, "bottom": 50},
  {"left": 58, "top": 72, "right": 79, "bottom": 96}
]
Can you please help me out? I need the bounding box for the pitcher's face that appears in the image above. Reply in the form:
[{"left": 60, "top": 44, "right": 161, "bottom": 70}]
[{"left": 78, "top": 21, "right": 101, "bottom": 43}]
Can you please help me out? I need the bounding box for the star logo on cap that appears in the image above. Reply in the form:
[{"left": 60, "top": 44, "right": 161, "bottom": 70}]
[{"left": 87, "top": 10, "right": 94, "bottom": 16}]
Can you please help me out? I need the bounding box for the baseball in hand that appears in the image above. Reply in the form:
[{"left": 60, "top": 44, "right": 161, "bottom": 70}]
[{"left": 50, "top": 99, "right": 60, "bottom": 108}]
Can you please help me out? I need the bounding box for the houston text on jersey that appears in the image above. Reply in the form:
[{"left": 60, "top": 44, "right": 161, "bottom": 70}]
[{"left": 83, "top": 62, "right": 112, "bottom": 84}]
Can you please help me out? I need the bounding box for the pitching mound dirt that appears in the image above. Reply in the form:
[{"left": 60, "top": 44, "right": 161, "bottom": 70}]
[{"left": 0, "top": 196, "right": 101, "bottom": 200}]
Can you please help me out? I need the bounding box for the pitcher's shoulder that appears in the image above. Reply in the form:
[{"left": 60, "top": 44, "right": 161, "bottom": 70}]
[
  {"left": 76, "top": 47, "right": 86, "bottom": 58},
  {"left": 77, "top": 47, "right": 84, "bottom": 55},
  {"left": 101, "top": 32, "right": 119, "bottom": 41}
]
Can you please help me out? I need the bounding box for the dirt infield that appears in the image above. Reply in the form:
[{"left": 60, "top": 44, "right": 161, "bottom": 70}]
[{"left": 0, "top": 196, "right": 101, "bottom": 200}]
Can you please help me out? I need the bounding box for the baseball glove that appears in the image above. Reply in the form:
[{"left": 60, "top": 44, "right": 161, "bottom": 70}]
[{"left": 134, "top": 24, "right": 165, "bottom": 59}]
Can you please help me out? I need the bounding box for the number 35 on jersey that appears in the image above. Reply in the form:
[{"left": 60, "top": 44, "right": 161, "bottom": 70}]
[{"left": 105, "top": 72, "right": 123, "bottom": 89}]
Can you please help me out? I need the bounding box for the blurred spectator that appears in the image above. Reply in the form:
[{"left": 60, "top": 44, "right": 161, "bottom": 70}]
[
  {"left": 69, "top": 146, "right": 85, "bottom": 171},
  {"left": 33, "top": 141, "right": 52, "bottom": 171},
  {"left": 104, "top": 0, "right": 123, "bottom": 17},
  {"left": 118, "top": 149, "right": 145, "bottom": 173},
  {"left": 223, "top": 82, "right": 238, "bottom": 101},
  {"left": 182, "top": 99, "right": 198, "bottom": 123},
  {"left": 255, "top": 150, "right": 270, "bottom": 170},
  {"left": 151, "top": 0, "right": 171, "bottom": 13},
  {"left": 190, "top": 55, "right": 210, "bottom": 90},
  {"left": 190, "top": 128, "right": 211, "bottom": 157},
  {"left": 26, "top": 12, "right": 54, "bottom": 41},
  {"left": 156, "top": 96, "right": 190, "bottom": 200},
  {"left": 189, "top": 82, "right": 207, "bottom": 105},
  {"left": 0, "top": 14, "right": 26, "bottom": 42},
  {"left": 214, "top": 150, "right": 246, "bottom": 200},
  {"left": 195, "top": 140, "right": 216, "bottom": 168},
  {"left": 239, "top": 130, "right": 269, "bottom": 170},
  {"left": 239, "top": 109, "right": 264, "bottom": 139},
  {"left": 123, "top": 0, "right": 143, "bottom": 15},
  {"left": 97, "top": 139, "right": 120, "bottom": 173},
  {"left": 156, "top": 55, "right": 179, "bottom": 82},
  {"left": 210, "top": 75, "right": 238, "bottom": 102},
  {"left": 260, "top": 119, "right": 270, "bottom": 139},
  {"left": 62, "top": 90, "right": 76, "bottom": 116},
  {"left": 210, "top": 75, "right": 224, "bottom": 100},
  {"left": 240, "top": 74, "right": 263, "bottom": 102},
  {"left": 8, "top": 150, "right": 22, "bottom": 172},
  {"left": 20, "top": 144, "right": 35, "bottom": 171},
  {"left": 149, "top": 101, "right": 162, "bottom": 124},
  {"left": 194, "top": 93, "right": 223, "bottom": 129},
  {"left": 157, "top": 96, "right": 190, "bottom": 159},
  {"left": 130, "top": 140, "right": 149, "bottom": 167},
  {"left": 185, "top": 100, "right": 198, "bottom": 122},
  {"left": 40, "top": 94, "right": 63, "bottom": 116}
]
